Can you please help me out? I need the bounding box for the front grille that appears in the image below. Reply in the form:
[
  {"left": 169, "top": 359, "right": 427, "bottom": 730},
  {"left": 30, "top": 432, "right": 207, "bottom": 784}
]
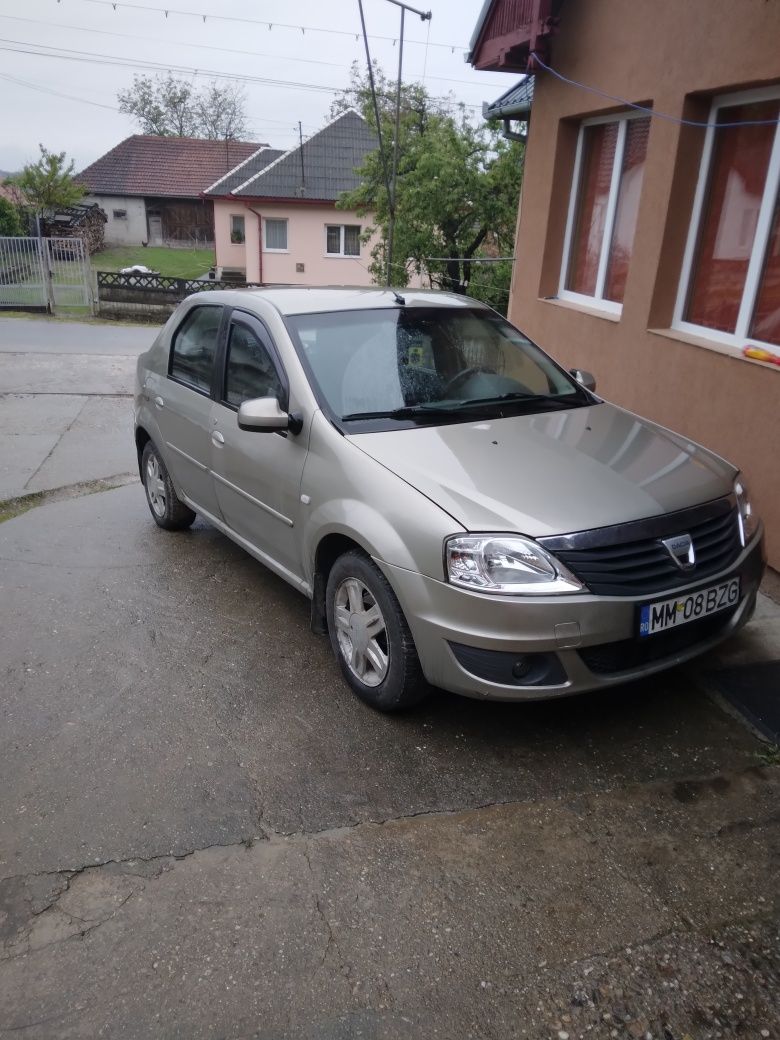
[
  {"left": 544, "top": 498, "right": 742, "bottom": 596},
  {"left": 578, "top": 605, "right": 739, "bottom": 675}
]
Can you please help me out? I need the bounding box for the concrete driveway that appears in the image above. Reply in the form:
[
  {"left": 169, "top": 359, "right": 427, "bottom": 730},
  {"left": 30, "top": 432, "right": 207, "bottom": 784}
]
[{"left": 0, "top": 316, "right": 778, "bottom": 1039}]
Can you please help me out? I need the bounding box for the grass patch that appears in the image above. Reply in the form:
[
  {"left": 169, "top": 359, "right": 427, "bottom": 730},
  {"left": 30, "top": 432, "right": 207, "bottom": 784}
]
[
  {"left": 92, "top": 246, "right": 215, "bottom": 280},
  {"left": 755, "top": 745, "right": 780, "bottom": 767},
  {"left": 0, "top": 490, "right": 45, "bottom": 524}
]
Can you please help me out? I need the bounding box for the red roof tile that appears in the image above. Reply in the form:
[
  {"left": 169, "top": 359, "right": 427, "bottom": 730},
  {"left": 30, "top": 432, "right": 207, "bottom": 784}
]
[{"left": 77, "top": 135, "right": 266, "bottom": 199}]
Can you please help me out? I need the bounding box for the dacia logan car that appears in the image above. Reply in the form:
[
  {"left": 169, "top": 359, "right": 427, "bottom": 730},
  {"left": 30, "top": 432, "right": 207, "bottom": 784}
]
[{"left": 134, "top": 288, "right": 765, "bottom": 711}]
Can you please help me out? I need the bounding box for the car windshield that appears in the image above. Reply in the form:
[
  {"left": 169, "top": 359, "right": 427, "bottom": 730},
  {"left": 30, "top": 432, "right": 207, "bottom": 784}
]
[{"left": 287, "top": 306, "right": 589, "bottom": 424}]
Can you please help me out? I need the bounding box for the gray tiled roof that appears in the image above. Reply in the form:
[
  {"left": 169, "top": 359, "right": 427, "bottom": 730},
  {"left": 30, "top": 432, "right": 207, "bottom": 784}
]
[
  {"left": 483, "top": 77, "right": 535, "bottom": 120},
  {"left": 205, "top": 147, "right": 285, "bottom": 195},
  {"left": 216, "top": 110, "right": 377, "bottom": 202}
]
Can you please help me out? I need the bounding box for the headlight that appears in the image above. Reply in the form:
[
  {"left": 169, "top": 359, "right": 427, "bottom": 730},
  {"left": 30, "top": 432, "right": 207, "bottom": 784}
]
[
  {"left": 734, "top": 476, "right": 759, "bottom": 545},
  {"left": 445, "top": 535, "right": 585, "bottom": 595}
]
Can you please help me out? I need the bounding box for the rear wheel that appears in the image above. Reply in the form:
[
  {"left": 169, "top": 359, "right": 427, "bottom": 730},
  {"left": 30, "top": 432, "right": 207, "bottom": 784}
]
[
  {"left": 325, "top": 549, "right": 428, "bottom": 712},
  {"left": 141, "top": 440, "right": 196, "bottom": 531}
]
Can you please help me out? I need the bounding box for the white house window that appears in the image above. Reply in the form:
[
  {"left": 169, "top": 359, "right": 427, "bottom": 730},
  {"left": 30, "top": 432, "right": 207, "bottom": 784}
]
[
  {"left": 675, "top": 86, "right": 780, "bottom": 351},
  {"left": 230, "top": 214, "right": 245, "bottom": 244},
  {"left": 325, "top": 224, "right": 361, "bottom": 257},
  {"left": 560, "top": 112, "right": 651, "bottom": 311},
  {"left": 264, "top": 219, "right": 288, "bottom": 251}
]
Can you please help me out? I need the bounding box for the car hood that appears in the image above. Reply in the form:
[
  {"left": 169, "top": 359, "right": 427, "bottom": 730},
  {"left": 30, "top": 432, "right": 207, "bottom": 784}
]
[{"left": 349, "top": 402, "right": 736, "bottom": 537}]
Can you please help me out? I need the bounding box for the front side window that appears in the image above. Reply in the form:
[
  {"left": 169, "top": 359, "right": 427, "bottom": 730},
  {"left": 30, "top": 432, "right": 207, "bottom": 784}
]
[
  {"left": 677, "top": 89, "right": 780, "bottom": 349},
  {"left": 325, "top": 224, "right": 361, "bottom": 257},
  {"left": 223, "top": 322, "right": 282, "bottom": 408},
  {"left": 264, "top": 218, "right": 288, "bottom": 251},
  {"left": 288, "top": 307, "right": 589, "bottom": 427},
  {"left": 169, "top": 305, "right": 222, "bottom": 393},
  {"left": 230, "top": 214, "right": 245, "bottom": 243},
  {"left": 561, "top": 114, "right": 650, "bottom": 308}
]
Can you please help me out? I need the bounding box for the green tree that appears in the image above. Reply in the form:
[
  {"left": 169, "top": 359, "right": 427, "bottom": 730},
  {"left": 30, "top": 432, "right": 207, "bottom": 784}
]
[
  {"left": 334, "top": 64, "right": 523, "bottom": 313},
  {"left": 0, "top": 196, "right": 24, "bottom": 236},
  {"left": 118, "top": 74, "right": 248, "bottom": 140},
  {"left": 8, "top": 145, "right": 85, "bottom": 213}
]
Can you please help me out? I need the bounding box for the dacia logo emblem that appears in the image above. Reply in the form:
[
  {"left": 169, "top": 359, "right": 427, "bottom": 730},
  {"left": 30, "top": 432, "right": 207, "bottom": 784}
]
[{"left": 661, "top": 533, "right": 695, "bottom": 570}]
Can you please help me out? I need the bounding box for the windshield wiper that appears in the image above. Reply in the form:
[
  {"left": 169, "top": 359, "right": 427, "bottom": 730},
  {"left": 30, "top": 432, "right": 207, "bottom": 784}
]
[
  {"left": 340, "top": 403, "right": 494, "bottom": 421},
  {"left": 449, "top": 391, "right": 587, "bottom": 410}
]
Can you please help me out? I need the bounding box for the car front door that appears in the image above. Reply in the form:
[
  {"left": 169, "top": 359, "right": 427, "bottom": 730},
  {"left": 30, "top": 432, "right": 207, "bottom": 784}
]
[
  {"left": 148, "top": 302, "right": 224, "bottom": 517},
  {"left": 210, "top": 312, "right": 308, "bottom": 583}
]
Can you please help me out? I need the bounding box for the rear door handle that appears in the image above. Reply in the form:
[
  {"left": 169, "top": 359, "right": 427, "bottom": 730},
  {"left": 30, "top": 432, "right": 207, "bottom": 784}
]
[
  {"left": 212, "top": 431, "right": 225, "bottom": 446},
  {"left": 154, "top": 396, "right": 164, "bottom": 408}
]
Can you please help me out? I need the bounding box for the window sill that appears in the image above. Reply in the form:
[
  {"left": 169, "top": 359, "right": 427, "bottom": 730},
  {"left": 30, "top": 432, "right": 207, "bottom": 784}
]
[
  {"left": 540, "top": 296, "right": 621, "bottom": 323},
  {"left": 649, "top": 327, "right": 780, "bottom": 373},
  {"left": 323, "top": 254, "right": 361, "bottom": 260},
  {"left": 264, "top": 248, "right": 289, "bottom": 254}
]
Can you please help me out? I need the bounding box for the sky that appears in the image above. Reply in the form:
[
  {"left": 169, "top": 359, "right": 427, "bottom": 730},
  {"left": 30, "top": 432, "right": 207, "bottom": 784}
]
[{"left": 0, "top": 0, "right": 514, "bottom": 174}]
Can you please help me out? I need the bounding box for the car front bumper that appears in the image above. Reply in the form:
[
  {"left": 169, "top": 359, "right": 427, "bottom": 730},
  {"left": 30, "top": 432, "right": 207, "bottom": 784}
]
[{"left": 377, "top": 531, "right": 765, "bottom": 701}]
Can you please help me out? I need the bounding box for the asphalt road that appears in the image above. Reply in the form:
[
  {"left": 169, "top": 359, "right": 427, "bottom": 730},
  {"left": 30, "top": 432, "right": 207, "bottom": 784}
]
[
  {"left": 0, "top": 317, "right": 155, "bottom": 499},
  {"left": 0, "top": 316, "right": 778, "bottom": 1039}
]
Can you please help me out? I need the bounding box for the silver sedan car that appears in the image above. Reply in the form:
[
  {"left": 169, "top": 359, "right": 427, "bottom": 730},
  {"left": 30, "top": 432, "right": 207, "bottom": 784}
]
[{"left": 134, "top": 288, "right": 765, "bottom": 711}]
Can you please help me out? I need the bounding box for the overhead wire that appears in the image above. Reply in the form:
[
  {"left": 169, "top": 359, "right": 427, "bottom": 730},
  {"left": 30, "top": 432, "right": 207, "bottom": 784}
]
[
  {"left": 0, "top": 36, "right": 486, "bottom": 111},
  {"left": 0, "top": 14, "right": 512, "bottom": 89},
  {"left": 0, "top": 70, "right": 119, "bottom": 111},
  {"left": 73, "top": 0, "right": 470, "bottom": 52},
  {"left": 532, "top": 53, "right": 780, "bottom": 128}
]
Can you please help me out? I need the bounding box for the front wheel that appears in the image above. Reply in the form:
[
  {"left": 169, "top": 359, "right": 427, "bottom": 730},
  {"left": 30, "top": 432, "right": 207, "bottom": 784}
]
[
  {"left": 141, "top": 440, "right": 196, "bottom": 531},
  {"left": 325, "top": 549, "right": 429, "bottom": 712}
]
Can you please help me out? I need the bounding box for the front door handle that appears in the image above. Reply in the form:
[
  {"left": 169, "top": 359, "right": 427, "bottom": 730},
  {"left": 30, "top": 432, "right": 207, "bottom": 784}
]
[
  {"left": 153, "top": 396, "right": 164, "bottom": 408},
  {"left": 212, "top": 431, "right": 225, "bottom": 446}
]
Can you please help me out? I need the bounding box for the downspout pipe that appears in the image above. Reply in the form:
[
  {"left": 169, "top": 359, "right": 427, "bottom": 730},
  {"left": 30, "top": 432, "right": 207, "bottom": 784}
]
[{"left": 245, "top": 204, "right": 263, "bottom": 285}]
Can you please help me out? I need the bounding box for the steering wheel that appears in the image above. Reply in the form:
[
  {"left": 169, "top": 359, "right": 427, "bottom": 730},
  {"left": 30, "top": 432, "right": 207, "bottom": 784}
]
[{"left": 443, "top": 365, "right": 497, "bottom": 397}]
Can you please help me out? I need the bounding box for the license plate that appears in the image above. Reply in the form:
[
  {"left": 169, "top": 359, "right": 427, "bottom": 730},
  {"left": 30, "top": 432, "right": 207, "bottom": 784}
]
[{"left": 639, "top": 578, "right": 740, "bottom": 637}]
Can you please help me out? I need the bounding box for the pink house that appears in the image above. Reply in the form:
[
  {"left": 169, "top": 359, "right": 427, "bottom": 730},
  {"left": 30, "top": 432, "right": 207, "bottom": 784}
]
[{"left": 204, "top": 110, "right": 379, "bottom": 286}]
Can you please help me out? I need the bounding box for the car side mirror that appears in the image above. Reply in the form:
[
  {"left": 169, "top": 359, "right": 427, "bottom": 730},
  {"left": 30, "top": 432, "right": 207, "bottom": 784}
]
[
  {"left": 570, "top": 368, "right": 597, "bottom": 392},
  {"left": 237, "top": 396, "right": 290, "bottom": 432}
]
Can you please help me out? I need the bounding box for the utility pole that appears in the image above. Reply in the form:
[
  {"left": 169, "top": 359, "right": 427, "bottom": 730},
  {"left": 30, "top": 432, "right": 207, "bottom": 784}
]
[
  {"left": 384, "top": 0, "right": 431, "bottom": 287},
  {"left": 357, "top": 0, "right": 430, "bottom": 287}
]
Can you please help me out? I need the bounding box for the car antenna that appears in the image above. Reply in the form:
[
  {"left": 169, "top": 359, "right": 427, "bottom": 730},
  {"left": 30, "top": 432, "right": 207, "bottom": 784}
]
[{"left": 391, "top": 289, "right": 406, "bottom": 305}]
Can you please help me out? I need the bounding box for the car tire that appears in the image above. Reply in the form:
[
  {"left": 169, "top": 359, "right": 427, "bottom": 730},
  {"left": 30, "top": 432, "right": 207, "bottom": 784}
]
[
  {"left": 141, "top": 440, "right": 196, "bottom": 531},
  {"left": 325, "top": 549, "right": 429, "bottom": 712}
]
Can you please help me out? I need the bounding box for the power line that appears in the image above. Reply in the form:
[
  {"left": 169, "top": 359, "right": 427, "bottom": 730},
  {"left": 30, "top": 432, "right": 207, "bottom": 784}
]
[
  {"left": 0, "top": 70, "right": 119, "bottom": 111},
  {"left": 73, "top": 0, "right": 470, "bottom": 52},
  {"left": 532, "top": 53, "right": 780, "bottom": 129},
  {"left": 0, "top": 36, "right": 486, "bottom": 111},
  {"left": 0, "top": 15, "right": 511, "bottom": 89}
]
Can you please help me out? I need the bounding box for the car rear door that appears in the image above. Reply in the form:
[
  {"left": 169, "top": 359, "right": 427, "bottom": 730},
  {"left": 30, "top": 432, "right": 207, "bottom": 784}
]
[
  {"left": 210, "top": 311, "right": 308, "bottom": 584},
  {"left": 150, "top": 302, "right": 224, "bottom": 517}
]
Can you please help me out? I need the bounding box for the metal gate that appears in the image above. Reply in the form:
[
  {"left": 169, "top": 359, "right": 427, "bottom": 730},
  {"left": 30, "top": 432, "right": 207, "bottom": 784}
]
[{"left": 0, "top": 236, "right": 93, "bottom": 312}]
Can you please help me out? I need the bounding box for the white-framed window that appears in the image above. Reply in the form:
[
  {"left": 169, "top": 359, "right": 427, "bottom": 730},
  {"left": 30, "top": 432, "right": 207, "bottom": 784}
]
[
  {"left": 264, "top": 218, "right": 288, "bottom": 252},
  {"left": 559, "top": 111, "right": 651, "bottom": 313},
  {"left": 325, "top": 224, "right": 361, "bottom": 257},
  {"left": 674, "top": 85, "right": 780, "bottom": 353},
  {"left": 230, "top": 214, "right": 245, "bottom": 244}
]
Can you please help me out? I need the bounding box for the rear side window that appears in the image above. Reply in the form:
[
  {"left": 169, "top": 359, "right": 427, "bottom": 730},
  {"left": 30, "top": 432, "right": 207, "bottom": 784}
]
[
  {"left": 170, "top": 306, "right": 222, "bottom": 393},
  {"left": 224, "top": 322, "right": 283, "bottom": 407}
]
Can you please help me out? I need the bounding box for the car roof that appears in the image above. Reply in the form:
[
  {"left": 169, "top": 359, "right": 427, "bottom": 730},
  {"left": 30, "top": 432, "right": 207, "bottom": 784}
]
[{"left": 188, "top": 286, "right": 489, "bottom": 317}]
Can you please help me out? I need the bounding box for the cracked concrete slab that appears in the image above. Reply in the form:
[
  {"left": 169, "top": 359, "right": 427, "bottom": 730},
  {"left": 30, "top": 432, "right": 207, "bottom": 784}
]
[
  {"left": 23, "top": 395, "right": 137, "bottom": 493},
  {"left": 0, "top": 768, "right": 777, "bottom": 1039}
]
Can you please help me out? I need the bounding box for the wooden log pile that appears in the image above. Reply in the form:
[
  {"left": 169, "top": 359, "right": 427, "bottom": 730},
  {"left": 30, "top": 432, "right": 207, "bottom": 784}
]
[{"left": 39, "top": 203, "right": 108, "bottom": 255}]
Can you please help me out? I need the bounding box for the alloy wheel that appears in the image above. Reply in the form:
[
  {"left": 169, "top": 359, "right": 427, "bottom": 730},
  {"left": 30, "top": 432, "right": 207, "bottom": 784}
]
[{"left": 333, "top": 577, "right": 389, "bottom": 687}]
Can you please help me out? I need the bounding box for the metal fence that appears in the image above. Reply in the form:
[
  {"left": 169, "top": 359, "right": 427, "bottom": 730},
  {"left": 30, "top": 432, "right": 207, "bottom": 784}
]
[
  {"left": 96, "top": 270, "right": 260, "bottom": 296},
  {"left": 0, "top": 235, "right": 93, "bottom": 311}
]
